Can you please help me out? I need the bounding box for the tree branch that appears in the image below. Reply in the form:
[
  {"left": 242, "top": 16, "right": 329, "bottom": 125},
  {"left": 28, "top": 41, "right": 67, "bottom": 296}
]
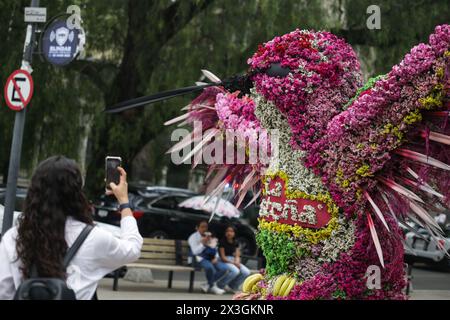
[
  {"left": 70, "top": 59, "right": 118, "bottom": 93},
  {"left": 160, "top": 0, "right": 215, "bottom": 44}
]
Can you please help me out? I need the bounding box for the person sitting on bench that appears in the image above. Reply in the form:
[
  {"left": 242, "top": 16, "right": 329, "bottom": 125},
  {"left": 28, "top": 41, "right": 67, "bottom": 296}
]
[
  {"left": 188, "top": 220, "right": 227, "bottom": 295},
  {"left": 217, "top": 225, "right": 251, "bottom": 293}
]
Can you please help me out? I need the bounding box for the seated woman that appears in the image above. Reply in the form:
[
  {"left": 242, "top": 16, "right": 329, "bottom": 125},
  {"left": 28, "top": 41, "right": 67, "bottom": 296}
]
[{"left": 217, "top": 225, "right": 251, "bottom": 292}]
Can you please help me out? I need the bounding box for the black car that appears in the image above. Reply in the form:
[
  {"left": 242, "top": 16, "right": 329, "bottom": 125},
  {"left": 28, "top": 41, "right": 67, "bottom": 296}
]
[
  {"left": 92, "top": 186, "right": 257, "bottom": 257},
  {"left": 93, "top": 185, "right": 199, "bottom": 226},
  {"left": 226, "top": 189, "right": 261, "bottom": 229},
  {"left": 0, "top": 186, "right": 28, "bottom": 211}
]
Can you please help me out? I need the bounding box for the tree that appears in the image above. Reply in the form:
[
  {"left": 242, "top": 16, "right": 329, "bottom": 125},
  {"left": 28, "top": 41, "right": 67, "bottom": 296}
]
[
  {"left": 85, "top": 0, "right": 216, "bottom": 196},
  {"left": 0, "top": 0, "right": 448, "bottom": 197}
]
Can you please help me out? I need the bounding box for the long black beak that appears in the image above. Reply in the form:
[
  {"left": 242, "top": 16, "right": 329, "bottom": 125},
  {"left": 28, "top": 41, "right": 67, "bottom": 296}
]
[
  {"left": 104, "top": 70, "right": 261, "bottom": 114},
  {"left": 104, "top": 83, "right": 219, "bottom": 114}
]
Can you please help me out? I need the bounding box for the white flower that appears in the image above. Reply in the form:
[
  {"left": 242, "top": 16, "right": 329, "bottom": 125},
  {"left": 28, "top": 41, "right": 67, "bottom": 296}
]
[
  {"left": 297, "top": 205, "right": 317, "bottom": 225},
  {"left": 252, "top": 89, "right": 327, "bottom": 196},
  {"left": 318, "top": 218, "right": 356, "bottom": 263}
]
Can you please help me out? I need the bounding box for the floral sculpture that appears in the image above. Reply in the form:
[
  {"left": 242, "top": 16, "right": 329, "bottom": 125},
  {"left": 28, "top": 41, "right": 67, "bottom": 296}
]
[{"left": 110, "top": 25, "right": 450, "bottom": 300}]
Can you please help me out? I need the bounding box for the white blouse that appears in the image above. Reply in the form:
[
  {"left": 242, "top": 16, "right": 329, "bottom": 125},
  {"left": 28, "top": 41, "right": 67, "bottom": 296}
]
[{"left": 0, "top": 216, "right": 143, "bottom": 300}]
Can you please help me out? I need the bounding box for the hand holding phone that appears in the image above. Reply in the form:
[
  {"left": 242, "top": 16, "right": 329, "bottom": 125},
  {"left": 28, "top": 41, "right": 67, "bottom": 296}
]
[
  {"left": 105, "top": 169, "right": 129, "bottom": 206},
  {"left": 105, "top": 156, "right": 127, "bottom": 201},
  {"left": 106, "top": 156, "right": 122, "bottom": 191}
]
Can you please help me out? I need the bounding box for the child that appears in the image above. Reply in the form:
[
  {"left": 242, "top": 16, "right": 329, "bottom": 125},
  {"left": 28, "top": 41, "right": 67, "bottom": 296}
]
[{"left": 188, "top": 220, "right": 227, "bottom": 294}]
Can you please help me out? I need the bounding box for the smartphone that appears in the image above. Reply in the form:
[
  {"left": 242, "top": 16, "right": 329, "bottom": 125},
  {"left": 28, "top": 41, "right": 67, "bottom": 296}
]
[{"left": 105, "top": 156, "right": 122, "bottom": 191}]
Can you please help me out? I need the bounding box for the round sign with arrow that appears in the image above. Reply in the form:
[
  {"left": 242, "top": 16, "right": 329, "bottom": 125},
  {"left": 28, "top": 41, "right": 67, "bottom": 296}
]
[{"left": 4, "top": 69, "right": 34, "bottom": 111}]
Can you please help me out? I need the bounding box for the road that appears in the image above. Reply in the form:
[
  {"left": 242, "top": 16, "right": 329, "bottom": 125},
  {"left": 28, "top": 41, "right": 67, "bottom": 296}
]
[{"left": 411, "top": 263, "right": 450, "bottom": 290}]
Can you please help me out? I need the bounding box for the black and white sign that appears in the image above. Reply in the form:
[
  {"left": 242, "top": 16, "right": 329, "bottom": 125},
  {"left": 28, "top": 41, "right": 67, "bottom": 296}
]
[
  {"left": 4, "top": 69, "right": 34, "bottom": 111},
  {"left": 24, "top": 7, "right": 47, "bottom": 23},
  {"left": 41, "top": 19, "right": 81, "bottom": 67}
]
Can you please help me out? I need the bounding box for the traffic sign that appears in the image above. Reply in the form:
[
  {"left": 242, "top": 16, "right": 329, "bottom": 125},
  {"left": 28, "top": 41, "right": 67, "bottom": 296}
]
[
  {"left": 24, "top": 7, "right": 47, "bottom": 23},
  {"left": 2, "top": 0, "right": 40, "bottom": 239},
  {"left": 4, "top": 69, "right": 34, "bottom": 111}
]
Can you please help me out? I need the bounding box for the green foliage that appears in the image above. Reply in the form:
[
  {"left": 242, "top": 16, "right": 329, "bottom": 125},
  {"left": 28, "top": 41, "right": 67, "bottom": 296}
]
[
  {"left": 332, "top": 288, "right": 347, "bottom": 299},
  {"left": 256, "top": 228, "right": 297, "bottom": 277},
  {"left": 346, "top": 0, "right": 450, "bottom": 76},
  {"left": 344, "top": 74, "right": 386, "bottom": 109}
]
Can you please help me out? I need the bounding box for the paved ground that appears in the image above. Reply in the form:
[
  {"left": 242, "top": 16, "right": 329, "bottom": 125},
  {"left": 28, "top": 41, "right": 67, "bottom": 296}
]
[
  {"left": 409, "top": 264, "right": 450, "bottom": 291},
  {"left": 98, "top": 278, "right": 228, "bottom": 300},
  {"left": 97, "top": 264, "right": 450, "bottom": 300}
]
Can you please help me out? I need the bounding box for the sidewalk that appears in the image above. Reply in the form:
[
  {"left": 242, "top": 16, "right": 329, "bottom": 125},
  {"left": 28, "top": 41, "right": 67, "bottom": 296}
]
[
  {"left": 97, "top": 278, "right": 450, "bottom": 300},
  {"left": 97, "top": 278, "right": 230, "bottom": 300},
  {"left": 410, "top": 290, "right": 450, "bottom": 300}
]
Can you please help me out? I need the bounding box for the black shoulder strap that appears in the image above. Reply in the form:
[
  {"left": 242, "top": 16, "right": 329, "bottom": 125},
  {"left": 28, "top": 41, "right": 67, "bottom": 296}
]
[
  {"left": 63, "top": 225, "right": 94, "bottom": 269},
  {"left": 30, "top": 265, "right": 39, "bottom": 278}
]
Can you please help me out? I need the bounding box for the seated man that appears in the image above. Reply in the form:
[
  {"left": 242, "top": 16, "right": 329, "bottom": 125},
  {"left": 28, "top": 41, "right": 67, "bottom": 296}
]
[{"left": 188, "top": 220, "right": 227, "bottom": 294}]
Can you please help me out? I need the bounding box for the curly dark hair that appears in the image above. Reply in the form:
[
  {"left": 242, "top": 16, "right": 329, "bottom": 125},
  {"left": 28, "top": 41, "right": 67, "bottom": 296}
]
[{"left": 16, "top": 156, "right": 93, "bottom": 279}]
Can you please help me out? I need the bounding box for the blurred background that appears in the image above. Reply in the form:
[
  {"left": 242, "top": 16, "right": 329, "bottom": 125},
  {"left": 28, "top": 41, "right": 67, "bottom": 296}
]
[{"left": 0, "top": 0, "right": 449, "bottom": 198}]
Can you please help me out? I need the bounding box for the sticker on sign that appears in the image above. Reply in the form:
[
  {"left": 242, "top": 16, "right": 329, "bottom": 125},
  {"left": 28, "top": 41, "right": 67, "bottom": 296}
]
[
  {"left": 24, "top": 7, "right": 47, "bottom": 23},
  {"left": 4, "top": 70, "right": 34, "bottom": 111}
]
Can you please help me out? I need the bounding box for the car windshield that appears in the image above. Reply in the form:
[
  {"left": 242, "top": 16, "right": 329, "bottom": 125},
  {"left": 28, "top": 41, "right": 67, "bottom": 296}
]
[
  {"left": 98, "top": 192, "right": 141, "bottom": 208},
  {"left": 146, "top": 194, "right": 191, "bottom": 210}
]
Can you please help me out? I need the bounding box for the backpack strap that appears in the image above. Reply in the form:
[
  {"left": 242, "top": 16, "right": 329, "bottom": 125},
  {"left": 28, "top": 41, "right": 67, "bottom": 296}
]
[
  {"left": 63, "top": 225, "right": 94, "bottom": 269},
  {"left": 30, "top": 265, "right": 39, "bottom": 278}
]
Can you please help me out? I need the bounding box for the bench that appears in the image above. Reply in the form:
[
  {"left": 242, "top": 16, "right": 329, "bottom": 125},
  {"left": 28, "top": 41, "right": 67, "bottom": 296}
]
[{"left": 113, "top": 238, "right": 196, "bottom": 292}]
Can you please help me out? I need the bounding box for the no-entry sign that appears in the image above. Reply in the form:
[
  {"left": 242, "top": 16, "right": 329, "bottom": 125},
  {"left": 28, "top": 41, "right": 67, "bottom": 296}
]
[{"left": 4, "top": 69, "right": 34, "bottom": 111}]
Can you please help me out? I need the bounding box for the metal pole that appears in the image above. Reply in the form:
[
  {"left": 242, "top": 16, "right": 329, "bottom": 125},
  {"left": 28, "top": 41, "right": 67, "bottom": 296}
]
[{"left": 1, "top": 0, "right": 40, "bottom": 237}]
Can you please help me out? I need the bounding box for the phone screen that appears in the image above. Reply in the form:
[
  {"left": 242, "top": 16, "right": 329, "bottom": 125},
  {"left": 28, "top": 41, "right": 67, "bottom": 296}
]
[{"left": 106, "top": 157, "right": 122, "bottom": 190}]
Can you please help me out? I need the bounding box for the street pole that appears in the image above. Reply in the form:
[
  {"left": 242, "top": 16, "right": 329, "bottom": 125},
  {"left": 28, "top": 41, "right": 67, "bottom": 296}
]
[{"left": 1, "top": 0, "right": 40, "bottom": 237}]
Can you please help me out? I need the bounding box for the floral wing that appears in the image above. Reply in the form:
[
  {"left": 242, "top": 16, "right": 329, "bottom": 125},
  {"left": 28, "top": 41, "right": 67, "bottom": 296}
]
[
  {"left": 315, "top": 25, "right": 450, "bottom": 266},
  {"left": 165, "top": 72, "right": 268, "bottom": 209}
]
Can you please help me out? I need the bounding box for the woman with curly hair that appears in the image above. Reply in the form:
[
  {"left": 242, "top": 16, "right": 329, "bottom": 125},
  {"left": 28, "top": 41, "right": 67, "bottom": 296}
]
[{"left": 0, "top": 156, "right": 143, "bottom": 299}]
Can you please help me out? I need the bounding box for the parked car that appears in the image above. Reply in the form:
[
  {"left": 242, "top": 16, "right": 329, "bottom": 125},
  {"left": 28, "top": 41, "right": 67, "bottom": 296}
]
[
  {"left": 225, "top": 189, "right": 261, "bottom": 229},
  {"left": 128, "top": 184, "right": 199, "bottom": 197},
  {"left": 0, "top": 187, "right": 33, "bottom": 235},
  {"left": 0, "top": 187, "right": 28, "bottom": 213},
  {"left": 92, "top": 186, "right": 258, "bottom": 257},
  {"left": 404, "top": 223, "right": 450, "bottom": 269},
  {"left": 0, "top": 205, "right": 22, "bottom": 236}
]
